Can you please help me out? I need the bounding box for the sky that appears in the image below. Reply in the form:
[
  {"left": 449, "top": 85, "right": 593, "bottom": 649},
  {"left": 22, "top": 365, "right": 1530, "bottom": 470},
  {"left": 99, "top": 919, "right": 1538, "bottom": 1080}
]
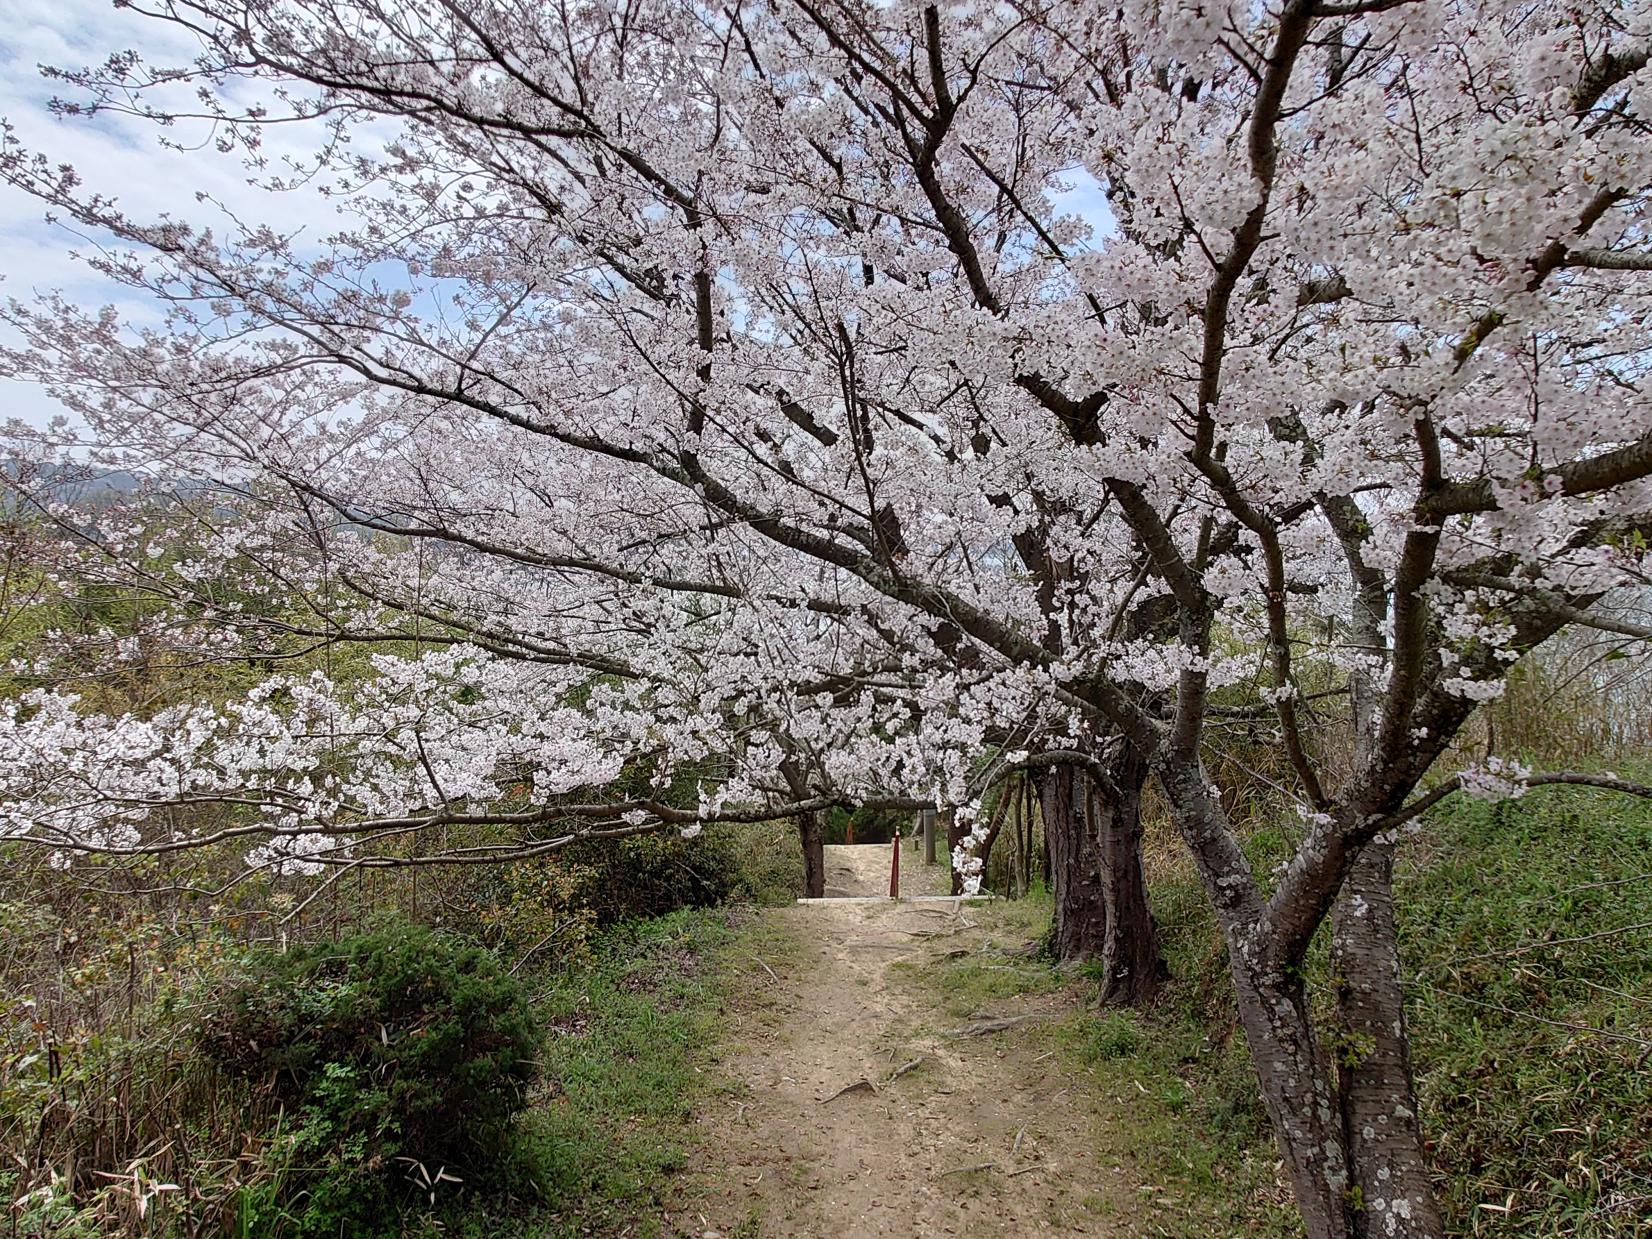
[
  {"left": 1, "top": 0, "right": 1116, "bottom": 432},
  {"left": 0, "top": 0, "right": 354, "bottom": 429}
]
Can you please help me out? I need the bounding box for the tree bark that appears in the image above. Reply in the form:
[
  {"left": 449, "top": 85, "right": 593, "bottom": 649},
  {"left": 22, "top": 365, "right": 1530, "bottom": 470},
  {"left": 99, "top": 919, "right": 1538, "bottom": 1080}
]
[
  {"left": 1038, "top": 754, "right": 1166, "bottom": 1006},
  {"left": 781, "top": 759, "right": 825, "bottom": 899},
  {"left": 1227, "top": 941, "right": 1355, "bottom": 1239},
  {"left": 1156, "top": 764, "right": 1354, "bottom": 1239},
  {"left": 1327, "top": 550, "right": 1446, "bottom": 1239},
  {"left": 1332, "top": 842, "right": 1445, "bottom": 1238},
  {"left": 1040, "top": 763, "right": 1109, "bottom": 957},
  {"left": 1093, "top": 746, "right": 1168, "bottom": 1006},
  {"left": 797, "top": 809, "right": 825, "bottom": 899}
]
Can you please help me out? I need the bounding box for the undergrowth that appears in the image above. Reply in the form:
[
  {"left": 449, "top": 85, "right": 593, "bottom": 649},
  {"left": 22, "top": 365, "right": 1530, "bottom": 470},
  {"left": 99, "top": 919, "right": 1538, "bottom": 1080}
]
[
  {"left": 440, "top": 905, "right": 796, "bottom": 1239},
  {"left": 912, "top": 779, "right": 1652, "bottom": 1237},
  {"left": 1401, "top": 788, "right": 1652, "bottom": 1236}
]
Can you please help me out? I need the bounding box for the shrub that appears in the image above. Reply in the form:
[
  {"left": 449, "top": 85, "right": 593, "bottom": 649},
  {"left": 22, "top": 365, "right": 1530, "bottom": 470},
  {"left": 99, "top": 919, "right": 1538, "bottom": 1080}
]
[
  {"left": 200, "top": 925, "right": 541, "bottom": 1234},
  {"left": 556, "top": 825, "right": 785, "bottom": 923}
]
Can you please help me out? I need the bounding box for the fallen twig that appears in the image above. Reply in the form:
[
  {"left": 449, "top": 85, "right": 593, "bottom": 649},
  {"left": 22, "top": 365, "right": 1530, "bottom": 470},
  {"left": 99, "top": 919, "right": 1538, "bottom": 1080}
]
[
  {"left": 885, "top": 1056, "right": 926, "bottom": 1084},
  {"left": 937, "top": 1161, "right": 996, "bottom": 1177},
  {"left": 947, "top": 1014, "right": 1042, "bottom": 1037},
  {"left": 820, "top": 1077, "right": 879, "bottom": 1103}
]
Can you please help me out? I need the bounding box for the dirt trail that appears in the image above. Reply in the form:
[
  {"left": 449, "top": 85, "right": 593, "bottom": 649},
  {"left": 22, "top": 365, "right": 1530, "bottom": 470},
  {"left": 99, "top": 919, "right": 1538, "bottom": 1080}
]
[{"left": 684, "top": 845, "right": 1135, "bottom": 1238}]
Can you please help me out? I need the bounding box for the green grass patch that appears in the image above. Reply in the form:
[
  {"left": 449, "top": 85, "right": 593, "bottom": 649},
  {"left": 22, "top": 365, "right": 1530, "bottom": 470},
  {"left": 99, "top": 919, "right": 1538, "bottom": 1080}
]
[
  {"left": 1400, "top": 787, "right": 1652, "bottom": 1237},
  {"left": 902, "top": 951, "right": 1062, "bottom": 1018},
  {"left": 438, "top": 905, "right": 798, "bottom": 1239},
  {"left": 905, "top": 889, "right": 1298, "bottom": 1236}
]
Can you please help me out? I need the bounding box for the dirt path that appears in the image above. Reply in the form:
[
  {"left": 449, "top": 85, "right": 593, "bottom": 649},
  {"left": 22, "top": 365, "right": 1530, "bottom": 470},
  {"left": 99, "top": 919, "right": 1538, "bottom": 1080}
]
[{"left": 682, "top": 845, "right": 1136, "bottom": 1238}]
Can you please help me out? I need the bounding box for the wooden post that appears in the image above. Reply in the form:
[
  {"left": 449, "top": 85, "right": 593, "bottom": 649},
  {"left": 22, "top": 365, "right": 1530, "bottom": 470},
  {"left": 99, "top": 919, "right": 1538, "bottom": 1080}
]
[{"left": 890, "top": 830, "right": 901, "bottom": 898}]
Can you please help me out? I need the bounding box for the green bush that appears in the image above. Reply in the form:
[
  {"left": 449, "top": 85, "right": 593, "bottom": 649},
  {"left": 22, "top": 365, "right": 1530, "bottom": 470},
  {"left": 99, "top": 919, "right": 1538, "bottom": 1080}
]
[
  {"left": 200, "top": 925, "right": 541, "bottom": 1235},
  {"left": 556, "top": 824, "right": 793, "bottom": 923}
]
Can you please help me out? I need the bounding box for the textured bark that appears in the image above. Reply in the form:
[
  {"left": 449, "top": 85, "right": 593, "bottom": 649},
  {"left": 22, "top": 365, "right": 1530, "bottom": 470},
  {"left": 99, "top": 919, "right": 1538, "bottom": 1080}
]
[
  {"left": 1333, "top": 843, "right": 1445, "bottom": 1238},
  {"left": 1228, "top": 946, "right": 1354, "bottom": 1239},
  {"left": 797, "top": 809, "right": 825, "bottom": 899},
  {"left": 1156, "top": 762, "right": 1353, "bottom": 1239},
  {"left": 1093, "top": 747, "right": 1167, "bottom": 1006},
  {"left": 1327, "top": 537, "right": 1445, "bottom": 1239},
  {"left": 1037, "top": 756, "right": 1166, "bottom": 1005},
  {"left": 1039, "top": 764, "right": 1109, "bottom": 958},
  {"left": 781, "top": 759, "right": 825, "bottom": 900}
]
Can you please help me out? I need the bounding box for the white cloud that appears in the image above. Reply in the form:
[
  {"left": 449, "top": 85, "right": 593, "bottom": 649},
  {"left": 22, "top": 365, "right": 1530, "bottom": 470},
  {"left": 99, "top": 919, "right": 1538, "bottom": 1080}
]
[{"left": 0, "top": 0, "right": 384, "bottom": 427}]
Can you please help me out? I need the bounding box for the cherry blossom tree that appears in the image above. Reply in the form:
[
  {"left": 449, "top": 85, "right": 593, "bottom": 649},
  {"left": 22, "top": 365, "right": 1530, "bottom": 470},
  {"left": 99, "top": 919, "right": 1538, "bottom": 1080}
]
[{"left": 5, "top": 1, "right": 1652, "bottom": 1235}]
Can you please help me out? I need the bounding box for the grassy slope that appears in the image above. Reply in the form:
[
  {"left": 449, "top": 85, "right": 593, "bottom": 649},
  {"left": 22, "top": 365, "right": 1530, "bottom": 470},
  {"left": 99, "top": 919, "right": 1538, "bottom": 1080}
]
[
  {"left": 442, "top": 905, "right": 801, "bottom": 1239},
  {"left": 1401, "top": 790, "right": 1652, "bottom": 1235},
  {"left": 900, "top": 785, "right": 1651, "bottom": 1238}
]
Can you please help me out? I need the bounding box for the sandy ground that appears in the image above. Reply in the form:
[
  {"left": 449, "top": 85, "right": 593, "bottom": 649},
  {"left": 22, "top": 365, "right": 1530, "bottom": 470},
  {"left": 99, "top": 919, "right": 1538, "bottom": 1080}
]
[{"left": 679, "top": 844, "right": 1134, "bottom": 1238}]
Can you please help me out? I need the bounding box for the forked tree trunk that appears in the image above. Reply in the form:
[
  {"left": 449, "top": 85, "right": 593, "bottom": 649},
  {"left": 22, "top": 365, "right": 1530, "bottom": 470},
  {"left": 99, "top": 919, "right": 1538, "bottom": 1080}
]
[
  {"left": 1040, "top": 763, "right": 1109, "bottom": 957},
  {"left": 1092, "top": 747, "right": 1167, "bottom": 1006},
  {"left": 1331, "top": 842, "right": 1445, "bottom": 1238},
  {"left": 1181, "top": 820, "right": 1440, "bottom": 1239},
  {"left": 1039, "top": 754, "right": 1166, "bottom": 1005},
  {"left": 1155, "top": 764, "right": 1354, "bottom": 1238}
]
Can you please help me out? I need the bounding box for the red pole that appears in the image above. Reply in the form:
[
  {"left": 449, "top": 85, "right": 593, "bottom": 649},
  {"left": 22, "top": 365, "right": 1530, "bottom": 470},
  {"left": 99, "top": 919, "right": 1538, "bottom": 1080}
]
[{"left": 890, "top": 830, "right": 901, "bottom": 899}]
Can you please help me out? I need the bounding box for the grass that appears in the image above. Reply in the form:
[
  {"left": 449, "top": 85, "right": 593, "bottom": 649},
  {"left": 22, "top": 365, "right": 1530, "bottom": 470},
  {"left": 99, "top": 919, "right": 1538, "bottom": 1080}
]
[
  {"left": 901, "top": 779, "right": 1652, "bottom": 1238},
  {"left": 1400, "top": 787, "right": 1652, "bottom": 1236},
  {"left": 430, "top": 905, "right": 799, "bottom": 1239}
]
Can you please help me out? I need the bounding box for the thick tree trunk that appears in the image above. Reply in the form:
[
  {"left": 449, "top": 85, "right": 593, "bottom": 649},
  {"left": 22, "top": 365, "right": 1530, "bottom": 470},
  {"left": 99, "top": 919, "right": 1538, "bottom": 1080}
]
[
  {"left": 1332, "top": 842, "right": 1445, "bottom": 1238},
  {"left": 1039, "top": 764, "right": 1109, "bottom": 957},
  {"left": 797, "top": 809, "right": 825, "bottom": 899},
  {"left": 1226, "top": 942, "right": 1355, "bottom": 1239},
  {"left": 1038, "top": 755, "right": 1167, "bottom": 1005},
  {"left": 1093, "top": 747, "right": 1167, "bottom": 1006},
  {"left": 780, "top": 759, "right": 825, "bottom": 900}
]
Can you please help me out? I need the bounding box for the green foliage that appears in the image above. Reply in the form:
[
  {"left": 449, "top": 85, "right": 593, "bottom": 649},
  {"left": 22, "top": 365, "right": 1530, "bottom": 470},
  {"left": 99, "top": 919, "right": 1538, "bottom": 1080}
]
[
  {"left": 1081, "top": 1011, "right": 1143, "bottom": 1062},
  {"left": 823, "top": 803, "right": 909, "bottom": 844},
  {"left": 445, "top": 906, "right": 794, "bottom": 1239},
  {"left": 200, "top": 925, "right": 541, "bottom": 1236},
  {"left": 554, "top": 821, "right": 799, "bottom": 925}
]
